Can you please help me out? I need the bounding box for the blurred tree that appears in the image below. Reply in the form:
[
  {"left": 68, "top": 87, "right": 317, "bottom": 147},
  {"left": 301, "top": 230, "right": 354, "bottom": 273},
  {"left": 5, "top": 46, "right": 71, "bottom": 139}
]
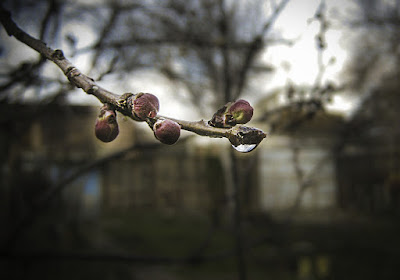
[
  {"left": 344, "top": 0, "right": 400, "bottom": 90},
  {"left": 336, "top": 0, "right": 400, "bottom": 214}
]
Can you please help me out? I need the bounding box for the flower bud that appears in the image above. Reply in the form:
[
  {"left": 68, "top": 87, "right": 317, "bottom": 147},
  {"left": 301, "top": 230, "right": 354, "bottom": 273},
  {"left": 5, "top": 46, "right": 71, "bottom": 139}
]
[
  {"left": 95, "top": 107, "right": 119, "bottom": 142},
  {"left": 153, "top": 119, "right": 181, "bottom": 145},
  {"left": 132, "top": 93, "right": 159, "bottom": 121},
  {"left": 209, "top": 99, "right": 253, "bottom": 128},
  {"left": 226, "top": 99, "right": 253, "bottom": 125}
]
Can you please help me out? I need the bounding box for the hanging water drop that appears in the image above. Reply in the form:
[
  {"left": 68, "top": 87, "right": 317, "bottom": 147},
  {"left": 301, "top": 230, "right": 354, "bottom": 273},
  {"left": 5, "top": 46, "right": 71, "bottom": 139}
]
[
  {"left": 227, "top": 125, "right": 267, "bottom": 153},
  {"left": 232, "top": 143, "right": 258, "bottom": 153}
]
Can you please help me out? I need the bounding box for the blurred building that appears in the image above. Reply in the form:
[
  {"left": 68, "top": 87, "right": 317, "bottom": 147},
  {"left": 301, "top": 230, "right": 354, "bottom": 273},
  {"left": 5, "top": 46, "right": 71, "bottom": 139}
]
[
  {"left": 257, "top": 115, "right": 342, "bottom": 212},
  {"left": 0, "top": 103, "right": 230, "bottom": 223},
  {"left": 255, "top": 89, "right": 345, "bottom": 219},
  {"left": 3, "top": 95, "right": 398, "bottom": 223}
]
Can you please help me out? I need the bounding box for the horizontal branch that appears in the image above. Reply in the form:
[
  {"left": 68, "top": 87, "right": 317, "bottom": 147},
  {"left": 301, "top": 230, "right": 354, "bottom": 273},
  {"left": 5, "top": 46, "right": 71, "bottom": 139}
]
[{"left": 0, "top": 4, "right": 266, "bottom": 147}]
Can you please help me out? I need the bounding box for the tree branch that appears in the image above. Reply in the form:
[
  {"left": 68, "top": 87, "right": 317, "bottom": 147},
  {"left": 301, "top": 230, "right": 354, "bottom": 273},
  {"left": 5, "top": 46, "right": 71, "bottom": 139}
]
[
  {"left": 234, "top": 0, "right": 291, "bottom": 99},
  {"left": 0, "top": 5, "right": 266, "bottom": 148}
]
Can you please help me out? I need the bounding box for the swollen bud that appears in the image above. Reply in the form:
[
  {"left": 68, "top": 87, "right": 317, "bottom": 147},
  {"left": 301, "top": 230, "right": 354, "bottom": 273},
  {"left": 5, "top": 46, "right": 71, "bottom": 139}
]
[
  {"left": 209, "top": 99, "right": 253, "bottom": 128},
  {"left": 132, "top": 92, "right": 159, "bottom": 121},
  {"left": 226, "top": 99, "right": 253, "bottom": 125},
  {"left": 95, "top": 106, "right": 119, "bottom": 142},
  {"left": 153, "top": 119, "right": 181, "bottom": 145}
]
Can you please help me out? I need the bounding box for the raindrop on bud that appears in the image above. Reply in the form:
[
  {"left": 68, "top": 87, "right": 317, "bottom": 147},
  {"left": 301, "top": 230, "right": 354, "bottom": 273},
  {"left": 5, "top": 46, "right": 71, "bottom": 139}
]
[{"left": 227, "top": 125, "right": 267, "bottom": 153}]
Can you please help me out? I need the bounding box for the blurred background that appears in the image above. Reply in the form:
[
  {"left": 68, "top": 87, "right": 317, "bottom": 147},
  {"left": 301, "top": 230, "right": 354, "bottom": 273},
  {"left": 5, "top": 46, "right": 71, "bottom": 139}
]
[{"left": 1, "top": 0, "right": 400, "bottom": 279}]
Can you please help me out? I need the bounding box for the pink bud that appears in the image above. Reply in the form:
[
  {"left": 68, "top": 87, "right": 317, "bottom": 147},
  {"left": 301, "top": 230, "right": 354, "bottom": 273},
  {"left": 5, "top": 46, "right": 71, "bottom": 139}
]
[
  {"left": 226, "top": 99, "right": 253, "bottom": 125},
  {"left": 153, "top": 119, "right": 181, "bottom": 145},
  {"left": 132, "top": 93, "right": 160, "bottom": 120},
  {"left": 95, "top": 108, "right": 119, "bottom": 142},
  {"left": 209, "top": 99, "right": 254, "bottom": 128}
]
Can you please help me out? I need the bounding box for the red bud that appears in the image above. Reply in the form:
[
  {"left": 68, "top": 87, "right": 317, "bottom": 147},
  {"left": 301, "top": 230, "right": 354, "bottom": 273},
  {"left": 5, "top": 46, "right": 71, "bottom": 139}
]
[
  {"left": 95, "top": 108, "right": 119, "bottom": 142},
  {"left": 153, "top": 119, "right": 181, "bottom": 145},
  {"left": 132, "top": 93, "right": 159, "bottom": 120}
]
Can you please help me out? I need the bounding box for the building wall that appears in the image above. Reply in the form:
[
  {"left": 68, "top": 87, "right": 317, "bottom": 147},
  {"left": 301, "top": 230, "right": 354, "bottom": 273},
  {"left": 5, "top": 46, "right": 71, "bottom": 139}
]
[
  {"left": 100, "top": 149, "right": 228, "bottom": 215},
  {"left": 258, "top": 135, "right": 337, "bottom": 212}
]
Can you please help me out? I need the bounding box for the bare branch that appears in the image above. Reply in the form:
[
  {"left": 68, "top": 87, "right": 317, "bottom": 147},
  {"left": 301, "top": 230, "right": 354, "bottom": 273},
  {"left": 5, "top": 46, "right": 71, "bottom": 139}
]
[
  {"left": 0, "top": 5, "right": 267, "bottom": 147},
  {"left": 234, "top": 0, "right": 291, "bottom": 99},
  {"left": 89, "top": 6, "right": 120, "bottom": 71}
]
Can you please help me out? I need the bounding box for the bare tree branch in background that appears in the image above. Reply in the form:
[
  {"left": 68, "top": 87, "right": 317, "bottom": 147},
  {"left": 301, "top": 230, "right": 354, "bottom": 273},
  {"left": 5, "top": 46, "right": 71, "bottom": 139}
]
[{"left": 335, "top": 0, "right": 400, "bottom": 94}]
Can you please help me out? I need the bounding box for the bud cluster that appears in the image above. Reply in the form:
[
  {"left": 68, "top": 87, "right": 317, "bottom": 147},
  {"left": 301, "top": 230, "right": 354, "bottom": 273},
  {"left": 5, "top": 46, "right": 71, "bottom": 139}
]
[
  {"left": 94, "top": 93, "right": 182, "bottom": 145},
  {"left": 94, "top": 96, "right": 254, "bottom": 146}
]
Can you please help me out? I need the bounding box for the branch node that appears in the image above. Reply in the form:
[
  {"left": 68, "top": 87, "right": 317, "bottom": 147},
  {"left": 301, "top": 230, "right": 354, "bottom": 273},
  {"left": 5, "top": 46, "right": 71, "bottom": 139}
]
[
  {"left": 66, "top": 67, "right": 80, "bottom": 79},
  {"left": 87, "top": 85, "right": 99, "bottom": 95},
  {"left": 52, "top": 49, "right": 65, "bottom": 60},
  {"left": 65, "top": 66, "right": 75, "bottom": 75},
  {"left": 117, "top": 92, "right": 134, "bottom": 109}
]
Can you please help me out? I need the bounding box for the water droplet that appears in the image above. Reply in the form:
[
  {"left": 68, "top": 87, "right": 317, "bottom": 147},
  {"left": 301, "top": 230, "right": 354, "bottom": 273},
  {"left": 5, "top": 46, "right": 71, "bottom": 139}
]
[{"left": 232, "top": 144, "right": 258, "bottom": 153}]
